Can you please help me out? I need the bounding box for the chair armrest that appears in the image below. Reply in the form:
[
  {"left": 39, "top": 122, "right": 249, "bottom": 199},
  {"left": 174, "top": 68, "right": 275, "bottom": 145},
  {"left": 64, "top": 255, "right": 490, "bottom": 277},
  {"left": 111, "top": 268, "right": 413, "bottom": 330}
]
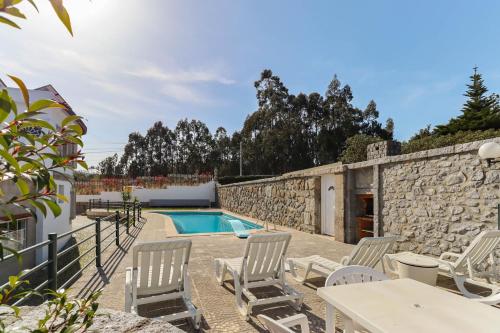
[
  {"left": 439, "top": 252, "right": 460, "bottom": 261},
  {"left": 278, "top": 313, "right": 310, "bottom": 333},
  {"left": 340, "top": 256, "right": 349, "bottom": 265}
]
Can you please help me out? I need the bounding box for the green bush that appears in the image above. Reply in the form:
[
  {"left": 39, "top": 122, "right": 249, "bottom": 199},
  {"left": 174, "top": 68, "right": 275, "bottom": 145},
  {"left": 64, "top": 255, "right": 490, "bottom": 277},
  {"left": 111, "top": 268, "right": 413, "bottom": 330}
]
[
  {"left": 401, "top": 129, "right": 500, "bottom": 154},
  {"left": 217, "top": 175, "right": 275, "bottom": 185},
  {"left": 340, "top": 134, "right": 383, "bottom": 163}
]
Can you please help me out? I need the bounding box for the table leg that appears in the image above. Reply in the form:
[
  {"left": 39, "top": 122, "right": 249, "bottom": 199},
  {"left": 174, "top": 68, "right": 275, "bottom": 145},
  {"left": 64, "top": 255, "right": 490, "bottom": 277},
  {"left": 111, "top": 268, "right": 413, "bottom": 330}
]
[
  {"left": 325, "top": 304, "right": 336, "bottom": 333},
  {"left": 341, "top": 312, "right": 355, "bottom": 333}
]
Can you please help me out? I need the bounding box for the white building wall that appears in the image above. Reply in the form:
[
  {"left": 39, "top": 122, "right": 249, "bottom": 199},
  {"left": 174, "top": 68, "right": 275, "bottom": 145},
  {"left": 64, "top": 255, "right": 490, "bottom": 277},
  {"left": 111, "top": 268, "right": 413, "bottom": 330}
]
[
  {"left": 77, "top": 181, "right": 216, "bottom": 203},
  {"left": 6, "top": 87, "right": 77, "bottom": 262},
  {"left": 36, "top": 178, "right": 73, "bottom": 262}
]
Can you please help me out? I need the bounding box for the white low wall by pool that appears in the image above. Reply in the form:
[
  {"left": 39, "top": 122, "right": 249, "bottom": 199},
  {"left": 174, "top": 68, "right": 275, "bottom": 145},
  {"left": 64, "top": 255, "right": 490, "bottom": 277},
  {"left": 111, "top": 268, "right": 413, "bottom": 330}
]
[{"left": 77, "top": 181, "right": 216, "bottom": 203}]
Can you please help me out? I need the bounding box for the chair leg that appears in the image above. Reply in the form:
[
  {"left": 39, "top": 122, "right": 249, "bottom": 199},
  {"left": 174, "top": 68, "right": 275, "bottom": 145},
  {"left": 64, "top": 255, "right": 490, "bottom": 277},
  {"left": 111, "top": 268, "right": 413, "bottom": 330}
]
[
  {"left": 232, "top": 271, "right": 248, "bottom": 319},
  {"left": 214, "top": 259, "right": 227, "bottom": 286},
  {"left": 288, "top": 260, "right": 310, "bottom": 284},
  {"left": 124, "top": 281, "right": 132, "bottom": 313}
]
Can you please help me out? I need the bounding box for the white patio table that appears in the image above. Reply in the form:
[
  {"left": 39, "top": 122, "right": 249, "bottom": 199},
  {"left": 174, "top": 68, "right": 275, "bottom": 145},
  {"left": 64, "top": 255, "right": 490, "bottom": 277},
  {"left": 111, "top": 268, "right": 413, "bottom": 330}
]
[{"left": 317, "top": 278, "right": 500, "bottom": 333}]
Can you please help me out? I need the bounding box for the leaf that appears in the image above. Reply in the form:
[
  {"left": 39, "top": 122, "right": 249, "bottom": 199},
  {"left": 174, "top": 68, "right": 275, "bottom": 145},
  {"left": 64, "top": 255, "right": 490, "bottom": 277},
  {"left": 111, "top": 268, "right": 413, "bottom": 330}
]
[
  {"left": 15, "top": 177, "right": 30, "bottom": 196},
  {"left": 22, "top": 119, "right": 55, "bottom": 132},
  {"left": 42, "top": 199, "right": 62, "bottom": 217},
  {"left": 28, "top": 199, "right": 47, "bottom": 216},
  {"left": 49, "top": 0, "right": 73, "bottom": 36},
  {"left": 0, "top": 89, "right": 12, "bottom": 123},
  {"left": 8, "top": 75, "right": 30, "bottom": 109},
  {"left": 0, "top": 15, "right": 21, "bottom": 29},
  {"left": 28, "top": 99, "right": 65, "bottom": 112},
  {"left": 3, "top": 7, "right": 26, "bottom": 19},
  {"left": 0, "top": 149, "right": 20, "bottom": 172},
  {"left": 27, "top": 0, "right": 40, "bottom": 12},
  {"left": 61, "top": 115, "right": 82, "bottom": 127},
  {"left": 55, "top": 193, "right": 67, "bottom": 203}
]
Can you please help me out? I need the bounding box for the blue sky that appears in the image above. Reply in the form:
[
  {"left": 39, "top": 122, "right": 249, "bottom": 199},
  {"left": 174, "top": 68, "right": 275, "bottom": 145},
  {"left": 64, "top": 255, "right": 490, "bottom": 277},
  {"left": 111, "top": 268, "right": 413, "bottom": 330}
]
[{"left": 2, "top": 0, "right": 500, "bottom": 166}]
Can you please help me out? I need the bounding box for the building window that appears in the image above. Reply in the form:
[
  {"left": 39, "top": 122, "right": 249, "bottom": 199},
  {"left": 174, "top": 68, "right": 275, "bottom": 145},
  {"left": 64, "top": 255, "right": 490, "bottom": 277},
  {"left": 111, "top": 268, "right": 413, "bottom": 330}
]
[
  {"left": 0, "top": 218, "right": 28, "bottom": 250},
  {"left": 58, "top": 184, "right": 65, "bottom": 204}
]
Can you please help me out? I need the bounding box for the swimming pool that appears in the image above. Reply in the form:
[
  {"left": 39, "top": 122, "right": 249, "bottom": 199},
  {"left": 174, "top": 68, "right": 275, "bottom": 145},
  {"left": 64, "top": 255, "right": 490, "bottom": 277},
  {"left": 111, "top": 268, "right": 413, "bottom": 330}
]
[{"left": 158, "top": 211, "right": 263, "bottom": 234}]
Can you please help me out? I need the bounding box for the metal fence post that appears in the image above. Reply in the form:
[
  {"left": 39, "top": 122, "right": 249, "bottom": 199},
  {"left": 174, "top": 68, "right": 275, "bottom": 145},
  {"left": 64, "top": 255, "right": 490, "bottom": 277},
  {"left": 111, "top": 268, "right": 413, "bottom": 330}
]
[
  {"left": 126, "top": 205, "right": 130, "bottom": 233},
  {"left": 88, "top": 199, "right": 92, "bottom": 212},
  {"left": 47, "top": 233, "right": 58, "bottom": 291},
  {"left": 133, "top": 203, "right": 136, "bottom": 227},
  {"left": 115, "top": 210, "right": 120, "bottom": 246},
  {"left": 107, "top": 200, "right": 110, "bottom": 212},
  {"left": 95, "top": 218, "right": 102, "bottom": 267}
]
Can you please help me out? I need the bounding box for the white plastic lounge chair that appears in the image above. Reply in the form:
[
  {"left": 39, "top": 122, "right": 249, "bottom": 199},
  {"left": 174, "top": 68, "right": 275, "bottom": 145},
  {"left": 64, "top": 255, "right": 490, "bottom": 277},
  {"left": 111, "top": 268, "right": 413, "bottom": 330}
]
[
  {"left": 214, "top": 232, "right": 303, "bottom": 319},
  {"left": 325, "top": 266, "right": 389, "bottom": 333},
  {"left": 258, "top": 314, "right": 310, "bottom": 333},
  {"left": 124, "top": 239, "right": 202, "bottom": 329},
  {"left": 385, "top": 230, "right": 500, "bottom": 299},
  {"left": 229, "top": 219, "right": 250, "bottom": 238},
  {"left": 288, "top": 236, "right": 396, "bottom": 283}
]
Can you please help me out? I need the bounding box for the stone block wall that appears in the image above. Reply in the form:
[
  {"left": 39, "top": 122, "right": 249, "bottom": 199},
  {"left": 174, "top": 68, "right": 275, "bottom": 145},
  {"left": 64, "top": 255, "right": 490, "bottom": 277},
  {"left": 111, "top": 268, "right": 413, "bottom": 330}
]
[
  {"left": 378, "top": 142, "right": 500, "bottom": 256},
  {"left": 217, "top": 176, "right": 321, "bottom": 233}
]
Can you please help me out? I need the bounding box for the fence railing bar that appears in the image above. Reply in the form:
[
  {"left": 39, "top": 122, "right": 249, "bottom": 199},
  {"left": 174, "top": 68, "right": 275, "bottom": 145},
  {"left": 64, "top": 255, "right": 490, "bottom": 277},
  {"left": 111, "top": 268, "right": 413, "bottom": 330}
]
[
  {"left": 58, "top": 221, "right": 96, "bottom": 239},
  {"left": 99, "top": 239, "right": 115, "bottom": 254},
  {"left": 100, "top": 222, "right": 114, "bottom": 233},
  {"left": 59, "top": 258, "right": 95, "bottom": 290},
  {"left": 57, "top": 245, "right": 96, "bottom": 276},
  {"left": 0, "top": 240, "right": 51, "bottom": 262},
  {"left": 2, "top": 199, "right": 140, "bottom": 301},
  {"left": 57, "top": 234, "right": 95, "bottom": 258},
  {"left": 12, "top": 279, "right": 49, "bottom": 306},
  {"left": 0, "top": 259, "right": 49, "bottom": 290},
  {"left": 100, "top": 231, "right": 116, "bottom": 245}
]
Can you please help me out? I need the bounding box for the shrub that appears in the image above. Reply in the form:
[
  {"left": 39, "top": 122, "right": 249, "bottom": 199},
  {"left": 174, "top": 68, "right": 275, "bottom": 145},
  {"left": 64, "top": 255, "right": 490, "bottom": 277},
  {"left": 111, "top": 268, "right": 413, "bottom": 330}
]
[
  {"left": 217, "top": 175, "right": 275, "bottom": 185},
  {"left": 401, "top": 129, "right": 500, "bottom": 154},
  {"left": 340, "top": 134, "right": 383, "bottom": 163}
]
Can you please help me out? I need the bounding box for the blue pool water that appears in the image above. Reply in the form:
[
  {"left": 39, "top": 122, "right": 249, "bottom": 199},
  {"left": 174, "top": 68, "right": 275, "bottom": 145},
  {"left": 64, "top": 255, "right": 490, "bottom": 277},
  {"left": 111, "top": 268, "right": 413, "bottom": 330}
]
[{"left": 158, "top": 211, "right": 263, "bottom": 234}]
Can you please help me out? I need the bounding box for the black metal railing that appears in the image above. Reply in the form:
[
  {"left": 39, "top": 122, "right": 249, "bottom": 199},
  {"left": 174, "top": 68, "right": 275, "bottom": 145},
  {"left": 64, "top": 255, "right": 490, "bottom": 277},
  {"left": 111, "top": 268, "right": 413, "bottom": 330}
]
[{"left": 0, "top": 206, "right": 143, "bottom": 305}]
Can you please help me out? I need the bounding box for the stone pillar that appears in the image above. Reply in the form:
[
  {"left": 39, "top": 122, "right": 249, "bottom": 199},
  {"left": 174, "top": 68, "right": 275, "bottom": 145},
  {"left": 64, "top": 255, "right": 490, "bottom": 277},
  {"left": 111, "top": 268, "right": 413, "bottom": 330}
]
[
  {"left": 312, "top": 177, "right": 322, "bottom": 234},
  {"left": 373, "top": 164, "right": 381, "bottom": 237},
  {"left": 367, "top": 140, "right": 401, "bottom": 160},
  {"left": 334, "top": 171, "right": 346, "bottom": 242}
]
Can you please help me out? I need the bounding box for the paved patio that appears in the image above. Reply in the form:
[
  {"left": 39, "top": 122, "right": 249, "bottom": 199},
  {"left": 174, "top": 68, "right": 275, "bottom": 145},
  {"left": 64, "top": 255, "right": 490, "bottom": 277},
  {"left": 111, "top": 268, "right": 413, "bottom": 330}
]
[{"left": 67, "top": 211, "right": 492, "bottom": 332}]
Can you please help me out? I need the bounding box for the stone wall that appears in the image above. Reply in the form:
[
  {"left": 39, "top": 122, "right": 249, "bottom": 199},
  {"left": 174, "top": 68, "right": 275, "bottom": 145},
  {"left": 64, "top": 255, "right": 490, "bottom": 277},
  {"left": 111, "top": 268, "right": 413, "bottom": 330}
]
[
  {"left": 345, "top": 137, "right": 500, "bottom": 255},
  {"left": 380, "top": 150, "right": 499, "bottom": 255},
  {"left": 217, "top": 176, "right": 321, "bottom": 233}
]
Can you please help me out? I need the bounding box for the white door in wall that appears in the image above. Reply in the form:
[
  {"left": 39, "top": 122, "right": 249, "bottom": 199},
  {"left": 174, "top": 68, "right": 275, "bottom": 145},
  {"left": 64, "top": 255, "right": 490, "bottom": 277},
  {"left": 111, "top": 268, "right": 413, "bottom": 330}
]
[{"left": 321, "top": 174, "right": 336, "bottom": 236}]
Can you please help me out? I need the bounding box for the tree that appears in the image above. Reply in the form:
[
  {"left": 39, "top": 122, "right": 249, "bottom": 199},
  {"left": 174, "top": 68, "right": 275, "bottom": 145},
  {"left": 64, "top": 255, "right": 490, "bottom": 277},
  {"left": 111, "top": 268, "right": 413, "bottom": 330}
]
[
  {"left": 435, "top": 67, "right": 500, "bottom": 135},
  {"left": 98, "top": 154, "right": 120, "bottom": 177}
]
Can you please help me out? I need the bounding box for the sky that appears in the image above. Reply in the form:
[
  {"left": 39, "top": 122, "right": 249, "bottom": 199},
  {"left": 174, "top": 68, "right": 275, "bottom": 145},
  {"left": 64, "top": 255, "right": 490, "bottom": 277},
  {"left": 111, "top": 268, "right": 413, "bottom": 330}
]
[{"left": 2, "top": 0, "right": 500, "bottom": 166}]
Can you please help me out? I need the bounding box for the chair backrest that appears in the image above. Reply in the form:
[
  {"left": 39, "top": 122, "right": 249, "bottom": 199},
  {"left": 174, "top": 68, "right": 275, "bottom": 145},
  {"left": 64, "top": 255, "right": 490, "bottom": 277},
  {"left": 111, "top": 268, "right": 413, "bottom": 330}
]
[
  {"left": 132, "top": 239, "right": 191, "bottom": 296},
  {"left": 257, "top": 315, "right": 294, "bottom": 333},
  {"left": 242, "top": 232, "right": 291, "bottom": 282},
  {"left": 346, "top": 236, "right": 396, "bottom": 267},
  {"left": 454, "top": 230, "right": 500, "bottom": 272},
  {"left": 325, "top": 265, "right": 389, "bottom": 287}
]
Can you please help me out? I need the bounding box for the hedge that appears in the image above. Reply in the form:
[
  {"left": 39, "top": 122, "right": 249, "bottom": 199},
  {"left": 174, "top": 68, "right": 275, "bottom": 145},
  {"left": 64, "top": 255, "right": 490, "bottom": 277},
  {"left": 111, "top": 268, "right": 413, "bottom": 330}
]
[
  {"left": 401, "top": 129, "right": 500, "bottom": 154},
  {"left": 217, "top": 175, "right": 276, "bottom": 185}
]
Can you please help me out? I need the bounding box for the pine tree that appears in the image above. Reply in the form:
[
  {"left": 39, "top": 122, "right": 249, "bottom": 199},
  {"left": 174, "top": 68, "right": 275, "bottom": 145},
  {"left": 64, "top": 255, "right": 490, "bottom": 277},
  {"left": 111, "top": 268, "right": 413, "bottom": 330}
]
[{"left": 435, "top": 67, "right": 500, "bottom": 134}]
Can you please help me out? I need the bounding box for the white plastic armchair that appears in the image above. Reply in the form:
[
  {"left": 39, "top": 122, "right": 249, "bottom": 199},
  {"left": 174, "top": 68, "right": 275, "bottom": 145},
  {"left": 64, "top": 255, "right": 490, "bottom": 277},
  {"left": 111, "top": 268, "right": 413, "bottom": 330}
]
[
  {"left": 258, "top": 314, "right": 310, "bottom": 333},
  {"left": 324, "top": 266, "right": 389, "bottom": 333}
]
